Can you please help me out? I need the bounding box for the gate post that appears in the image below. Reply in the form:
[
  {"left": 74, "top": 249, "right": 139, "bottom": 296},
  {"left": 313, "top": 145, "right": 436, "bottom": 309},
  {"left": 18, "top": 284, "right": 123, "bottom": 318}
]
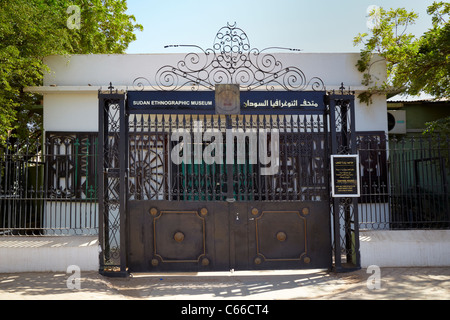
[
  {"left": 98, "top": 86, "right": 128, "bottom": 277},
  {"left": 328, "top": 87, "right": 361, "bottom": 272}
]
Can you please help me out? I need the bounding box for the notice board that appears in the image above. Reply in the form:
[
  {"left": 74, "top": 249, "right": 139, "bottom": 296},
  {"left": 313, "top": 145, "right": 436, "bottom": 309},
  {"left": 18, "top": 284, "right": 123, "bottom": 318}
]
[{"left": 331, "top": 154, "right": 360, "bottom": 197}]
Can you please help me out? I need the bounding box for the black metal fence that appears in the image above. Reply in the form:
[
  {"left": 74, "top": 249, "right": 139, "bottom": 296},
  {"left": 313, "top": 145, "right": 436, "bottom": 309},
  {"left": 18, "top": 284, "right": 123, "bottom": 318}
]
[
  {"left": 1, "top": 131, "right": 448, "bottom": 236},
  {"left": 358, "top": 133, "right": 450, "bottom": 230},
  {"left": 0, "top": 134, "right": 98, "bottom": 236}
]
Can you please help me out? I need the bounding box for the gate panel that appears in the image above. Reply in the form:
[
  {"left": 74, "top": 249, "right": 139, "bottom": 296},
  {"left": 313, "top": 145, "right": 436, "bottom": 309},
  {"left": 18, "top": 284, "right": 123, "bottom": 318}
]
[
  {"left": 329, "top": 92, "right": 361, "bottom": 271},
  {"left": 128, "top": 200, "right": 331, "bottom": 271},
  {"left": 98, "top": 92, "right": 127, "bottom": 276},
  {"left": 128, "top": 201, "right": 229, "bottom": 272},
  {"left": 249, "top": 202, "right": 331, "bottom": 269}
]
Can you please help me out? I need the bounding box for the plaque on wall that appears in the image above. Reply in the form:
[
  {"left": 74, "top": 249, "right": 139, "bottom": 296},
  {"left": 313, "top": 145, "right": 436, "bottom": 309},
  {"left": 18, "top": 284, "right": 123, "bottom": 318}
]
[{"left": 331, "top": 154, "right": 360, "bottom": 197}]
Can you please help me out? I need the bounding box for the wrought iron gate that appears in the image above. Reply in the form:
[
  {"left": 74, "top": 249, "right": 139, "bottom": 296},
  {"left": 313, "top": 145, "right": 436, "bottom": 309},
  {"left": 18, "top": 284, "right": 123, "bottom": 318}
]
[
  {"left": 97, "top": 23, "right": 360, "bottom": 275},
  {"left": 124, "top": 109, "right": 331, "bottom": 272},
  {"left": 98, "top": 89, "right": 360, "bottom": 274}
]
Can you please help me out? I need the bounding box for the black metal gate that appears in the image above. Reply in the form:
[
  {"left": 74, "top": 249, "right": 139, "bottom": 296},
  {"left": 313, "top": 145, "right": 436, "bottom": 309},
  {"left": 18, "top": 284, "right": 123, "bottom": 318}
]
[
  {"left": 124, "top": 110, "right": 331, "bottom": 272},
  {"left": 97, "top": 23, "right": 360, "bottom": 275},
  {"left": 98, "top": 88, "right": 360, "bottom": 274}
]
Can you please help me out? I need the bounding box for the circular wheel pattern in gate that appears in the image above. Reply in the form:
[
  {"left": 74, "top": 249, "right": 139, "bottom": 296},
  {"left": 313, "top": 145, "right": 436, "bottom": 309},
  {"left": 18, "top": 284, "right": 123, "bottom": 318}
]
[{"left": 128, "top": 134, "right": 165, "bottom": 200}]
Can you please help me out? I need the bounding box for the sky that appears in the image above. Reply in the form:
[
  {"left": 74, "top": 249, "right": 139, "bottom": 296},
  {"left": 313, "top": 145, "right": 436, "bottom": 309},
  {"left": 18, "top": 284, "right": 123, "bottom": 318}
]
[{"left": 124, "top": 0, "right": 438, "bottom": 54}]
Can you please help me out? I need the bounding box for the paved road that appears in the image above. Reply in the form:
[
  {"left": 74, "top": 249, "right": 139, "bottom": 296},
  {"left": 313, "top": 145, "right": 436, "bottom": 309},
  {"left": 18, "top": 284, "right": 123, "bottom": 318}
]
[{"left": 1, "top": 267, "right": 450, "bottom": 301}]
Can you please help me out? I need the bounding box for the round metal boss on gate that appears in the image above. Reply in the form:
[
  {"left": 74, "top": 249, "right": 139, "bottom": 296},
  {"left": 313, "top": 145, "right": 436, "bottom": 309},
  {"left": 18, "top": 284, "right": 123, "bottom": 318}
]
[
  {"left": 302, "top": 207, "right": 309, "bottom": 215},
  {"left": 276, "top": 231, "right": 287, "bottom": 242},
  {"left": 200, "top": 208, "right": 208, "bottom": 216},
  {"left": 201, "top": 258, "right": 210, "bottom": 266},
  {"left": 254, "top": 257, "right": 262, "bottom": 265},
  {"left": 174, "top": 232, "right": 185, "bottom": 242},
  {"left": 251, "top": 208, "right": 259, "bottom": 216},
  {"left": 151, "top": 258, "right": 159, "bottom": 266},
  {"left": 149, "top": 207, "right": 158, "bottom": 216}
]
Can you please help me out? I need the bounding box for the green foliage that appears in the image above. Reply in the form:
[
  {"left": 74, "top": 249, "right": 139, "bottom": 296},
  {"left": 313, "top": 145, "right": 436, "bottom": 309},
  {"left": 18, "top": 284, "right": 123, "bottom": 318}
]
[
  {"left": 409, "top": 5, "right": 450, "bottom": 98},
  {"left": 354, "top": 2, "right": 450, "bottom": 104},
  {"left": 423, "top": 116, "right": 450, "bottom": 138},
  {"left": 0, "top": 0, "right": 143, "bottom": 143},
  {"left": 63, "top": 0, "right": 143, "bottom": 54},
  {"left": 423, "top": 116, "right": 450, "bottom": 167}
]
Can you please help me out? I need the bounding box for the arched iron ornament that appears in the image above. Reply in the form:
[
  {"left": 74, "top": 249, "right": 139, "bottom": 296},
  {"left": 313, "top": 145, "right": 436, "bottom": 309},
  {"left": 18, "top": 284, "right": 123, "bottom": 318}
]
[{"left": 133, "top": 23, "right": 325, "bottom": 92}]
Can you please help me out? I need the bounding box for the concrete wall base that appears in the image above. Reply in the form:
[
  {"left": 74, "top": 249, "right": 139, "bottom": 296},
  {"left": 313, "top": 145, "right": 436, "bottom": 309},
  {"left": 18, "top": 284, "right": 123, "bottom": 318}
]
[
  {"left": 360, "top": 230, "right": 450, "bottom": 268},
  {"left": 0, "top": 236, "right": 99, "bottom": 273},
  {"left": 1, "top": 231, "right": 449, "bottom": 272}
]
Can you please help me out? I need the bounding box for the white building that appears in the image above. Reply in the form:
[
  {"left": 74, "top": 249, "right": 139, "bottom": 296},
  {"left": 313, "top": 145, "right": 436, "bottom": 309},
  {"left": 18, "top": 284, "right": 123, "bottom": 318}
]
[{"left": 2, "top": 24, "right": 448, "bottom": 273}]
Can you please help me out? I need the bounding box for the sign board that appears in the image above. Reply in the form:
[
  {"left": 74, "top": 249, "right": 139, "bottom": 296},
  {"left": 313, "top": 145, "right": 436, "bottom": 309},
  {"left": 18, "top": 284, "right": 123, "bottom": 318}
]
[
  {"left": 127, "top": 90, "right": 215, "bottom": 114},
  {"left": 331, "top": 154, "right": 360, "bottom": 197},
  {"left": 127, "top": 90, "right": 326, "bottom": 114},
  {"left": 240, "top": 90, "right": 325, "bottom": 113}
]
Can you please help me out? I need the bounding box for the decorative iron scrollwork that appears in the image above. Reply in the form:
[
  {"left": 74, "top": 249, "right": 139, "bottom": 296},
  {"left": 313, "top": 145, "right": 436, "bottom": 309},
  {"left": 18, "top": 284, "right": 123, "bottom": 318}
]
[{"left": 132, "top": 23, "right": 325, "bottom": 92}]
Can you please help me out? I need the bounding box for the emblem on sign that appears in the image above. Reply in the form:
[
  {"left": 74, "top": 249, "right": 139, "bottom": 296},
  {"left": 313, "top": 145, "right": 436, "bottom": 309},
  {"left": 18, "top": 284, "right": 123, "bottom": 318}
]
[{"left": 215, "top": 84, "right": 240, "bottom": 115}]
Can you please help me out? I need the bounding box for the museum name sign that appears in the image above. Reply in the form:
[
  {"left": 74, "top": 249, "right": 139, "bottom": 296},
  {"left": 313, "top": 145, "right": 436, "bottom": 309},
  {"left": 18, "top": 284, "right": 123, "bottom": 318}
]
[{"left": 127, "top": 90, "right": 325, "bottom": 114}]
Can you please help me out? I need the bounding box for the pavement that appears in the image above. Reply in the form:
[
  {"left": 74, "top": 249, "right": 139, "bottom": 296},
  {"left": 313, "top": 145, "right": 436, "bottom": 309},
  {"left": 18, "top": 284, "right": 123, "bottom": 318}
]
[{"left": 1, "top": 267, "right": 450, "bottom": 301}]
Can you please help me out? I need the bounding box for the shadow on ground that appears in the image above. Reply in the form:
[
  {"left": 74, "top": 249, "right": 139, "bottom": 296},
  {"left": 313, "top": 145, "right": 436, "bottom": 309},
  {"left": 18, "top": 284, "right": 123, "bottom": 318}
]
[
  {"left": 1, "top": 267, "right": 450, "bottom": 300},
  {"left": 107, "top": 269, "right": 362, "bottom": 299}
]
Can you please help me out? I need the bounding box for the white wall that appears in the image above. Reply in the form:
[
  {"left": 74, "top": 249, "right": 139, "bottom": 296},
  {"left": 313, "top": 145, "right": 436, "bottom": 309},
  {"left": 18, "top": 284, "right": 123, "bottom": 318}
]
[
  {"left": 44, "top": 93, "right": 98, "bottom": 132},
  {"left": 36, "top": 53, "right": 387, "bottom": 133},
  {"left": 355, "top": 94, "right": 387, "bottom": 132},
  {"left": 42, "top": 53, "right": 386, "bottom": 90},
  {"left": 360, "top": 230, "right": 450, "bottom": 267},
  {"left": 0, "top": 237, "right": 99, "bottom": 272}
]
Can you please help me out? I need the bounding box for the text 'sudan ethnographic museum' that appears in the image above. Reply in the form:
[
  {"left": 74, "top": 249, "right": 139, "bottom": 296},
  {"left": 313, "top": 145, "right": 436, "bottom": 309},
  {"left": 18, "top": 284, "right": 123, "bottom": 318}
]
[{"left": 1, "top": 23, "right": 449, "bottom": 275}]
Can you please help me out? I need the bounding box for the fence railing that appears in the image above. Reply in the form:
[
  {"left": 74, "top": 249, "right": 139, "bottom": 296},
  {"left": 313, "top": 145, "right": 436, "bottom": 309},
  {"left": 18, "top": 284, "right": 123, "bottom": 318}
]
[
  {"left": 358, "top": 133, "right": 450, "bottom": 230},
  {"left": 0, "top": 134, "right": 98, "bottom": 236},
  {"left": 1, "top": 132, "right": 449, "bottom": 236}
]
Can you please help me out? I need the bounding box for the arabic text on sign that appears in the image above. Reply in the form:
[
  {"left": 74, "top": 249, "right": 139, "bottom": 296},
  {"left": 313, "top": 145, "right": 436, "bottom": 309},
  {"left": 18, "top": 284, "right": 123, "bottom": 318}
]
[{"left": 243, "top": 99, "right": 319, "bottom": 108}]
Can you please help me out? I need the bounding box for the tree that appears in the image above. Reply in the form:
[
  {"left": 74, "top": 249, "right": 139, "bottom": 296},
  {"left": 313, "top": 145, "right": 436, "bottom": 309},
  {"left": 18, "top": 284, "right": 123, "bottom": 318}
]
[
  {"left": 353, "top": 2, "right": 450, "bottom": 104},
  {"left": 0, "top": 0, "right": 143, "bottom": 144},
  {"left": 409, "top": 2, "right": 450, "bottom": 98}
]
